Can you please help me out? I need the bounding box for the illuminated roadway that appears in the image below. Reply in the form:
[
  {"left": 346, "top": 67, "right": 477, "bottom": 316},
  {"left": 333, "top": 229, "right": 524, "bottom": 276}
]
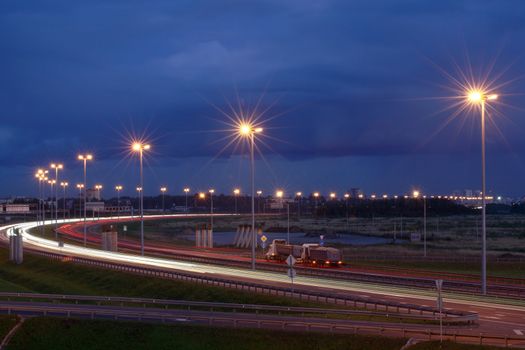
[{"left": 1, "top": 215, "right": 525, "bottom": 342}]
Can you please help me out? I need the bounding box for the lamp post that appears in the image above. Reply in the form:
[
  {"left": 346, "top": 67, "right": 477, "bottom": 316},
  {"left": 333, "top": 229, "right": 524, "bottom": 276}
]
[
  {"left": 413, "top": 190, "right": 427, "bottom": 258},
  {"left": 160, "top": 187, "right": 167, "bottom": 214},
  {"left": 296, "top": 192, "right": 302, "bottom": 219},
  {"left": 344, "top": 193, "right": 350, "bottom": 227},
  {"left": 76, "top": 184, "right": 84, "bottom": 219},
  {"left": 50, "top": 163, "right": 63, "bottom": 234},
  {"left": 183, "top": 188, "right": 190, "bottom": 214},
  {"left": 467, "top": 90, "right": 498, "bottom": 295},
  {"left": 233, "top": 188, "right": 240, "bottom": 214},
  {"left": 60, "top": 182, "right": 68, "bottom": 221},
  {"left": 208, "top": 189, "right": 215, "bottom": 231},
  {"left": 115, "top": 185, "right": 123, "bottom": 220},
  {"left": 78, "top": 154, "right": 93, "bottom": 246},
  {"left": 47, "top": 179, "right": 56, "bottom": 232},
  {"left": 132, "top": 142, "right": 150, "bottom": 256},
  {"left": 94, "top": 184, "right": 103, "bottom": 220},
  {"left": 238, "top": 123, "right": 263, "bottom": 270},
  {"left": 256, "top": 190, "right": 262, "bottom": 214},
  {"left": 313, "top": 192, "right": 320, "bottom": 216}
]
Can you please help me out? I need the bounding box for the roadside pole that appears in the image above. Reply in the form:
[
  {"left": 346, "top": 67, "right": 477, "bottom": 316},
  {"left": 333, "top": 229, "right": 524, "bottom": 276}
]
[
  {"left": 286, "top": 254, "right": 296, "bottom": 294},
  {"left": 436, "top": 279, "right": 443, "bottom": 344}
]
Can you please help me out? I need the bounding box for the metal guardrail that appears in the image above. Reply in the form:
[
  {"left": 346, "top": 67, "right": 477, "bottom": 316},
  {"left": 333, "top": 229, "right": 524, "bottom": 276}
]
[
  {"left": 0, "top": 292, "right": 467, "bottom": 323},
  {"left": 0, "top": 302, "right": 521, "bottom": 348},
  {"left": 23, "top": 248, "right": 477, "bottom": 323}
]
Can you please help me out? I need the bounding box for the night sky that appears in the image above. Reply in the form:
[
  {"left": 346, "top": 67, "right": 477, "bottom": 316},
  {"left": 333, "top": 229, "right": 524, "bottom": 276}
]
[{"left": 1, "top": 1, "right": 525, "bottom": 198}]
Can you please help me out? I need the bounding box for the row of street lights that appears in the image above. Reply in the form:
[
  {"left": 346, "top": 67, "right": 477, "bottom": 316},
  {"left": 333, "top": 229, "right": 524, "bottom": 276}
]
[{"left": 31, "top": 88, "right": 497, "bottom": 294}]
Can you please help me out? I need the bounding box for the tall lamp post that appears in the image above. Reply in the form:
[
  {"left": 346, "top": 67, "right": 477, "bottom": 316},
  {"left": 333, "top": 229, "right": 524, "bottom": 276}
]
[
  {"left": 295, "top": 192, "right": 302, "bottom": 219},
  {"left": 183, "top": 188, "right": 190, "bottom": 213},
  {"left": 76, "top": 184, "right": 84, "bottom": 219},
  {"left": 256, "top": 190, "right": 263, "bottom": 214},
  {"left": 115, "top": 185, "right": 123, "bottom": 220},
  {"left": 313, "top": 192, "right": 320, "bottom": 216},
  {"left": 132, "top": 142, "right": 150, "bottom": 256},
  {"left": 344, "top": 193, "right": 350, "bottom": 227},
  {"left": 78, "top": 154, "right": 93, "bottom": 246},
  {"left": 239, "top": 123, "right": 263, "bottom": 270},
  {"left": 208, "top": 189, "right": 215, "bottom": 230},
  {"left": 233, "top": 188, "right": 240, "bottom": 214},
  {"left": 60, "top": 182, "right": 68, "bottom": 221},
  {"left": 94, "top": 184, "right": 103, "bottom": 219},
  {"left": 160, "top": 187, "right": 167, "bottom": 214},
  {"left": 413, "top": 190, "right": 427, "bottom": 258},
  {"left": 50, "top": 163, "right": 63, "bottom": 233},
  {"left": 467, "top": 90, "right": 498, "bottom": 295}
]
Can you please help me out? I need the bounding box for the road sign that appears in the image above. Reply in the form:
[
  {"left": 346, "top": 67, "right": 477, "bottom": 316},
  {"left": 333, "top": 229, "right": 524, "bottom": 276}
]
[
  {"left": 286, "top": 254, "right": 296, "bottom": 267},
  {"left": 261, "top": 235, "right": 267, "bottom": 242},
  {"left": 123, "top": 225, "right": 127, "bottom": 232},
  {"left": 287, "top": 268, "right": 296, "bottom": 279},
  {"left": 319, "top": 235, "right": 324, "bottom": 247}
]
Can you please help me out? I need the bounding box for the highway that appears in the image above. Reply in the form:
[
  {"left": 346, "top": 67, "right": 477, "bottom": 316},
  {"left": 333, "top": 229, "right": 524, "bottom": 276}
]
[
  {"left": 1, "top": 215, "right": 525, "bottom": 343},
  {"left": 57, "top": 218, "right": 525, "bottom": 299}
]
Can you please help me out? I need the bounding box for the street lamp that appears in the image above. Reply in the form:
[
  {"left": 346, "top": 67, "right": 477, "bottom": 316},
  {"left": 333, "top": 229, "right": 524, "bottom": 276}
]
[
  {"left": 238, "top": 123, "right": 263, "bottom": 270},
  {"left": 344, "top": 193, "right": 350, "bottom": 227},
  {"left": 94, "top": 184, "right": 103, "bottom": 220},
  {"left": 132, "top": 142, "right": 150, "bottom": 256},
  {"left": 233, "top": 188, "right": 240, "bottom": 214},
  {"left": 78, "top": 154, "right": 93, "bottom": 246},
  {"left": 467, "top": 89, "right": 498, "bottom": 295},
  {"left": 329, "top": 192, "right": 336, "bottom": 200},
  {"left": 60, "top": 182, "right": 68, "bottom": 221},
  {"left": 160, "top": 186, "right": 167, "bottom": 214},
  {"left": 313, "top": 192, "right": 320, "bottom": 215},
  {"left": 183, "top": 187, "right": 190, "bottom": 213},
  {"left": 50, "top": 163, "right": 63, "bottom": 234},
  {"left": 47, "top": 179, "right": 56, "bottom": 230},
  {"left": 209, "top": 189, "right": 215, "bottom": 231},
  {"left": 413, "top": 190, "right": 427, "bottom": 258},
  {"left": 76, "top": 184, "right": 84, "bottom": 219},
  {"left": 115, "top": 185, "right": 123, "bottom": 221},
  {"left": 256, "top": 190, "right": 263, "bottom": 214},
  {"left": 296, "top": 192, "right": 302, "bottom": 219}
]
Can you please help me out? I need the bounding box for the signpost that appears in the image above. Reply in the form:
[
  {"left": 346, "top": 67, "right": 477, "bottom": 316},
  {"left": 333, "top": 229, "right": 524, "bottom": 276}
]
[
  {"left": 436, "top": 279, "right": 443, "bottom": 343},
  {"left": 261, "top": 235, "right": 267, "bottom": 250},
  {"left": 319, "top": 234, "right": 324, "bottom": 247},
  {"left": 286, "top": 254, "right": 296, "bottom": 293}
]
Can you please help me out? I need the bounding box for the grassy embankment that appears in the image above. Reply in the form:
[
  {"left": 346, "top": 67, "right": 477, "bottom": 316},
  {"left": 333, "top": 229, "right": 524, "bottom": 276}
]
[{"left": 5, "top": 318, "right": 506, "bottom": 350}]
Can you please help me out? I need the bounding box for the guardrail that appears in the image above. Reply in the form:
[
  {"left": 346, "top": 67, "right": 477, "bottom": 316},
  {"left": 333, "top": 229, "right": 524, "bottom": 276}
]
[
  {"left": 0, "top": 301, "right": 521, "bottom": 348},
  {"left": 0, "top": 292, "right": 467, "bottom": 323},
  {"left": 22, "top": 248, "right": 477, "bottom": 323}
]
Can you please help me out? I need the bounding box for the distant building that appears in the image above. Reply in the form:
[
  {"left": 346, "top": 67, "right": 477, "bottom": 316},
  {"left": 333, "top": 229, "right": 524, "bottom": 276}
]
[
  {"left": 85, "top": 202, "right": 105, "bottom": 213},
  {"left": 2, "top": 204, "right": 31, "bottom": 213},
  {"left": 86, "top": 188, "right": 101, "bottom": 201},
  {"left": 350, "top": 188, "right": 362, "bottom": 198}
]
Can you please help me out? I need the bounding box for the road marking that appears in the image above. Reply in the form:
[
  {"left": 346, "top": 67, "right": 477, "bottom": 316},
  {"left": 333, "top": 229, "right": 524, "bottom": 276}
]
[{"left": 514, "top": 329, "right": 524, "bottom": 336}]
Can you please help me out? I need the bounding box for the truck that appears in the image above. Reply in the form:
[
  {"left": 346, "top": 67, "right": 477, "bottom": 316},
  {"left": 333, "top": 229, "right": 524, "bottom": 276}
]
[
  {"left": 266, "top": 239, "right": 301, "bottom": 261},
  {"left": 301, "top": 244, "right": 343, "bottom": 266},
  {"left": 266, "top": 240, "right": 343, "bottom": 267}
]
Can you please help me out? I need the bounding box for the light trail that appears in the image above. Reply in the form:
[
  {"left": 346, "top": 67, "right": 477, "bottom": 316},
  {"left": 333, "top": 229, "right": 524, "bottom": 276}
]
[{"left": 2, "top": 216, "right": 525, "bottom": 315}]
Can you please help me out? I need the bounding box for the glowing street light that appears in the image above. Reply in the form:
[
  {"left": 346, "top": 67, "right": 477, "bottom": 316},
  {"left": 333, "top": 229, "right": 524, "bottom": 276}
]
[
  {"left": 238, "top": 122, "right": 263, "bottom": 270},
  {"left": 329, "top": 192, "right": 336, "bottom": 200},
  {"left": 183, "top": 187, "right": 191, "bottom": 213},
  {"left": 50, "top": 163, "right": 63, "bottom": 235},
  {"left": 233, "top": 188, "right": 240, "bottom": 214},
  {"left": 209, "top": 189, "right": 215, "bottom": 231},
  {"left": 344, "top": 193, "right": 350, "bottom": 226},
  {"left": 78, "top": 154, "right": 93, "bottom": 246},
  {"left": 413, "top": 190, "right": 427, "bottom": 258},
  {"left": 160, "top": 186, "right": 167, "bottom": 214},
  {"left": 60, "top": 182, "right": 68, "bottom": 221},
  {"left": 76, "top": 184, "right": 84, "bottom": 219},
  {"left": 296, "top": 192, "right": 302, "bottom": 219},
  {"left": 115, "top": 185, "right": 123, "bottom": 221},
  {"left": 132, "top": 142, "right": 150, "bottom": 256},
  {"left": 466, "top": 89, "right": 498, "bottom": 295}
]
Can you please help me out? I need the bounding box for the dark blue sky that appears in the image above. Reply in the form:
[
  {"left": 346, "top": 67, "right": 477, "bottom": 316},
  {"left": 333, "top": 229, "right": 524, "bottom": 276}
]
[{"left": 1, "top": 0, "right": 525, "bottom": 197}]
